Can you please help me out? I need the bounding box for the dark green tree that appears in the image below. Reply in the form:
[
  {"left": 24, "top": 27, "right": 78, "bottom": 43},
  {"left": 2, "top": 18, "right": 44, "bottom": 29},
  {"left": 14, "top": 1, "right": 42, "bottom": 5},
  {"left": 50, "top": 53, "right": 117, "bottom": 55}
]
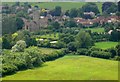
[
  {"left": 69, "top": 8, "right": 78, "bottom": 18},
  {"left": 76, "top": 30, "right": 93, "bottom": 48},
  {"left": 81, "top": 3, "right": 100, "bottom": 15},
  {"left": 16, "top": 17, "right": 24, "bottom": 30}
]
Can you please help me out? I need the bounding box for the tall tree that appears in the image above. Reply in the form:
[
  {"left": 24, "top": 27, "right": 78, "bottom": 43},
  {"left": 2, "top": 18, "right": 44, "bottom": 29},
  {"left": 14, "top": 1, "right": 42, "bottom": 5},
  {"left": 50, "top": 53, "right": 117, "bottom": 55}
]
[
  {"left": 54, "top": 6, "right": 62, "bottom": 16},
  {"left": 76, "top": 30, "right": 93, "bottom": 48},
  {"left": 102, "top": 2, "right": 117, "bottom": 14},
  {"left": 16, "top": 17, "right": 24, "bottom": 30},
  {"left": 69, "top": 8, "right": 78, "bottom": 18},
  {"left": 81, "top": 3, "right": 100, "bottom": 15}
]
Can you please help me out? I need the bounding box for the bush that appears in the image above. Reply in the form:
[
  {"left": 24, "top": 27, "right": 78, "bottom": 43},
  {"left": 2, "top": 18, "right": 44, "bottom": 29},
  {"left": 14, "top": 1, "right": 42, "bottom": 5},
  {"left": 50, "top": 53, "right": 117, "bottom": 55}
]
[
  {"left": 11, "top": 40, "right": 26, "bottom": 52},
  {"left": 77, "top": 48, "right": 88, "bottom": 55},
  {"left": 2, "top": 63, "right": 18, "bottom": 76},
  {"left": 25, "top": 47, "right": 43, "bottom": 68},
  {"left": 90, "top": 47, "right": 102, "bottom": 51},
  {"left": 42, "top": 49, "right": 66, "bottom": 61},
  {"left": 106, "top": 48, "right": 117, "bottom": 58},
  {"left": 67, "top": 42, "right": 77, "bottom": 52},
  {"left": 113, "top": 56, "right": 120, "bottom": 61},
  {"left": 90, "top": 51, "right": 111, "bottom": 59}
]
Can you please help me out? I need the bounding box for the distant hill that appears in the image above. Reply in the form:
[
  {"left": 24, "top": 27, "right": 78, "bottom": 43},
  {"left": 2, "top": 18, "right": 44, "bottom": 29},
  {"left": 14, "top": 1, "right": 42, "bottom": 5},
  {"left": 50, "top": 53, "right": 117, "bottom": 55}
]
[{"left": 31, "top": 2, "right": 103, "bottom": 13}]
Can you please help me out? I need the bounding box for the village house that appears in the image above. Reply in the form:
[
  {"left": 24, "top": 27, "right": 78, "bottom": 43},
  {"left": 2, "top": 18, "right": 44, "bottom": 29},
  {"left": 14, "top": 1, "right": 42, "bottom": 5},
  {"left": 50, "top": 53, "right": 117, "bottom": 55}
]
[
  {"left": 74, "top": 15, "right": 119, "bottom": 27},
  {"left": 23, "top": 10, "right": 48, "bottom": 32},
  {"left": 83, "top": 12, "right": 95, "bottom": 18},
  {"left": 74, "top": 17, "right": 93, "bottom": 27}
]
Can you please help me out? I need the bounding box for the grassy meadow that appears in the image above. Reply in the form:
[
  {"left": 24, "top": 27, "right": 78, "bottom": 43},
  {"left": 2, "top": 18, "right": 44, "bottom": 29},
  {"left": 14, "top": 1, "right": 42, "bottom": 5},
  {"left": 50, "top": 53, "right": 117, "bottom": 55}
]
[
  {"left": 94, "top": 42, "right": 118, "bottom": 49},
  {"left": 39, "top": 33, "right": 59, "bottom": 40},
  {"left": 38, "top": 47, "right": 60, "bottom": 54},
  {"left": 3, "top": 55, "right": 118, "bottom": 80},
  {"left": 85, "top": 27, "right": 104, "bottom": 33}
]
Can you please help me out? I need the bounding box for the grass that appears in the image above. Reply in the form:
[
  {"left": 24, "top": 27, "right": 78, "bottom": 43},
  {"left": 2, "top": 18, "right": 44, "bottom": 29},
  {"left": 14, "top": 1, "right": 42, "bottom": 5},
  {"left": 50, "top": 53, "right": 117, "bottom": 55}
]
[
  {"left": 40, "top": 33, "right": 59, "bottom": 39},
  {"left": 25, "top": 47, "right": 60, "bottom": 55},
  {"left": 31, "top": 2, "right": 102, "bottom": 13},
  {"left": 84, "top": 27, "right": 104, "bottom": 33},
  {"left": 94, "top": 42, "right": 118, "bottom": 49},
  {"left": 3, "top": 55, "right": 118, "bottom": 80},
  {"left": 39, "top": 47, "right": 60, "bottom": 54}
]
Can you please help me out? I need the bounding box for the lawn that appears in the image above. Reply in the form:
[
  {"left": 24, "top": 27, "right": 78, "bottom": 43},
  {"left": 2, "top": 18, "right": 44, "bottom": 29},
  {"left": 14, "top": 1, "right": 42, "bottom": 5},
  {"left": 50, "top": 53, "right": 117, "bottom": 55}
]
[
  {"left": 39, "top": 47, "right": 60, "bottom": 54},
  {"left": 40, "top": 33, "right": 59, "bottom": 39},
  {"left": 84, "top": 27, "right": 104, "bottom": 33},
  {"left": 25, "top": 47, "right": 60, "bottom": 55},
  {"left": 31, "top": 2, "right": 102, "bottom": 13},
  {"left": 94, "top": 42, "right": 118, "bottom": 49},
  {"left": 3, "top": 55, "right": 118, "bottom": 80}
]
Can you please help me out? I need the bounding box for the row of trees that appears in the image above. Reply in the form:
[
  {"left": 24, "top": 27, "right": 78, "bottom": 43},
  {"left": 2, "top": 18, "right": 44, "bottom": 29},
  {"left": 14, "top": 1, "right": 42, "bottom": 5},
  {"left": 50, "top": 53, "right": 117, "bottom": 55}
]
[{"left": 47, "top": 2, "right": 118, "bottom": 18}]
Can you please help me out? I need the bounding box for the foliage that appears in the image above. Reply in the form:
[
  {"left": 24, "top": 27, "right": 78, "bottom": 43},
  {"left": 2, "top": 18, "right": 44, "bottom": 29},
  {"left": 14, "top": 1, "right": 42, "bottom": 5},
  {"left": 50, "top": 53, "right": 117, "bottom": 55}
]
[
  {"left": 2, "top": 47, "right": 66, "bottom": 76},
  {"left": 69, "top": 8, "right": 78, "bottom": 18},
  {"left": 64, "top": 20, "right": 77, "bottom": 27},
  {"left": 116, "top": 43, "right": 120, "bottom": 56},
  {"left": 16, "top": 10, "right": 28, "bottom": 18},
  {"left": 76, "top": 30, "right": 93, "bottom": 48},
  {"left": 16, "top": 17, "right": 24, "bottom": 30},
  {"left": 106, "top": 48, "right": 117, "bottom": 58},
  {"left": 59, "top": 33, "right": 75, "bottom": 44},
  {"left": 2, "top": 63, "right": 18, "bottom": 76},
  {"left": 11, "top": 40, "right": 26, "bottom": 52},
  {"left": 110, "top": 30, "right": 120, "bottom": 41},
  {"left": 77, "top": 48, "right": 88, "bottom": 55},
  {"left": 102, "top": 2, "right": 117, "bottom": 14},
  {"left": 67, "top": 42, "right": 77, "bottom": 52},
  {"left": 51, "top": 21, "right": 60, "bottom": 31},
  {"left": 2, "top": 34, "right": 13, "bottom": 49},
  {"left": 90, "top": 51, "right": 111, "bottom": 59},
  {"left": 81, "top": 3, "right": 100, "bottom": 15}
]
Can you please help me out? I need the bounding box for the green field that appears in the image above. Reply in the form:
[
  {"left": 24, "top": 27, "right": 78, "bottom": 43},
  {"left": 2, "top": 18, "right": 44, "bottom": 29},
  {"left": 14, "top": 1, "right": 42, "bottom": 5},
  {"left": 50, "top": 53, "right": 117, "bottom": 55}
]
[
  {"left": 94, "top": 42, "right": 118, "bottom": 49},
  {"left": 85, "top": 27, "right": 104, "bottom": 33},
  {"left": 3, "top": 55, "right": 118, "bottom": 80},
  {"left": 38, "top": 47, "right": 60, "bottom": 54},
  {"left": 40, "top": 33, "right": 59, "bottom": 39},
  {"left": 31, "top": 2, "right": 102, "bottom": 13}
]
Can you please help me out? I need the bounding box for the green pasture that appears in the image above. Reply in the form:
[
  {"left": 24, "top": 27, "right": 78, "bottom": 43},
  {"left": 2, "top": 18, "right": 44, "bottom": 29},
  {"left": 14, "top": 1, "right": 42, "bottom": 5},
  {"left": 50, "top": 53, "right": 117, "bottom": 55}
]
[
  {"left": 85, "top": 27, "right": 104, "bottom": 33},
  {"left": 94, "top": 42, "right": 118, "bottom": 49}
]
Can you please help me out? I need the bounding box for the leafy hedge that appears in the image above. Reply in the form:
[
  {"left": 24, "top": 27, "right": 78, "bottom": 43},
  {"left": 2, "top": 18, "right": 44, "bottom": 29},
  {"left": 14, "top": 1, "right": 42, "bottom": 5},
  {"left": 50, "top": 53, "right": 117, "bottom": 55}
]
[
  {"left": 2, "top": 47, "right": 67, "bottom": 76},
  {"left": 90, "top": 51, "right": 111, "bottom": 59},
  {"left": 76, "top": 47, "right": 112, "bottom": 59}
]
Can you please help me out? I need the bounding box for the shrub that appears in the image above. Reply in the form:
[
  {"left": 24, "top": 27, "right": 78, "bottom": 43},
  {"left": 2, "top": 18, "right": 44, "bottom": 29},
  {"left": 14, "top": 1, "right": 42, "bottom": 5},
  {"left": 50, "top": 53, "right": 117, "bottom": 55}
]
[
  {"left": 2, "top": 63, "right": 18, "bottom": 76},
  {"left": 67, "top": 42, "right": 77, "bottom": 52},
  {"left": 113, "top": 56, "right": 120, "bottom": 61},
  {"left": 77, "top": 48, "right": 88, "bottom": 55},
  {"left": 90, "top": 47, "right": 102, "bottom": 51},
  {"left": 11, "top": 40, "right": 26, "bottom": 52},
  {"left": 106, "top": 48, "right": 117, "bottom": 58},
  {"left": 90, "top": 51, "right": 111, "bottom": 59},
  {"left": 25, "top": 47, "right": 43, "bottom": 68}
]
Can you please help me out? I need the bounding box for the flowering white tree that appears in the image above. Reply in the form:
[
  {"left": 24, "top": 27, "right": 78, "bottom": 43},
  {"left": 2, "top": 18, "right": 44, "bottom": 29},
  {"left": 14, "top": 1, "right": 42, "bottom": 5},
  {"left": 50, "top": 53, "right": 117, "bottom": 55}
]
[{"left": 12, "top": 40, "right": 26, "bottom": 52}]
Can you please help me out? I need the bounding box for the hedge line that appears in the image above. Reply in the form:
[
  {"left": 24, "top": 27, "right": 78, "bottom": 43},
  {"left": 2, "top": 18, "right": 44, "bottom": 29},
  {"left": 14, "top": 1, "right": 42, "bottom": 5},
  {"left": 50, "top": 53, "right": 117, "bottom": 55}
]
[{"left": 2, "top": 47, "right": 67, "bottom": 76}]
